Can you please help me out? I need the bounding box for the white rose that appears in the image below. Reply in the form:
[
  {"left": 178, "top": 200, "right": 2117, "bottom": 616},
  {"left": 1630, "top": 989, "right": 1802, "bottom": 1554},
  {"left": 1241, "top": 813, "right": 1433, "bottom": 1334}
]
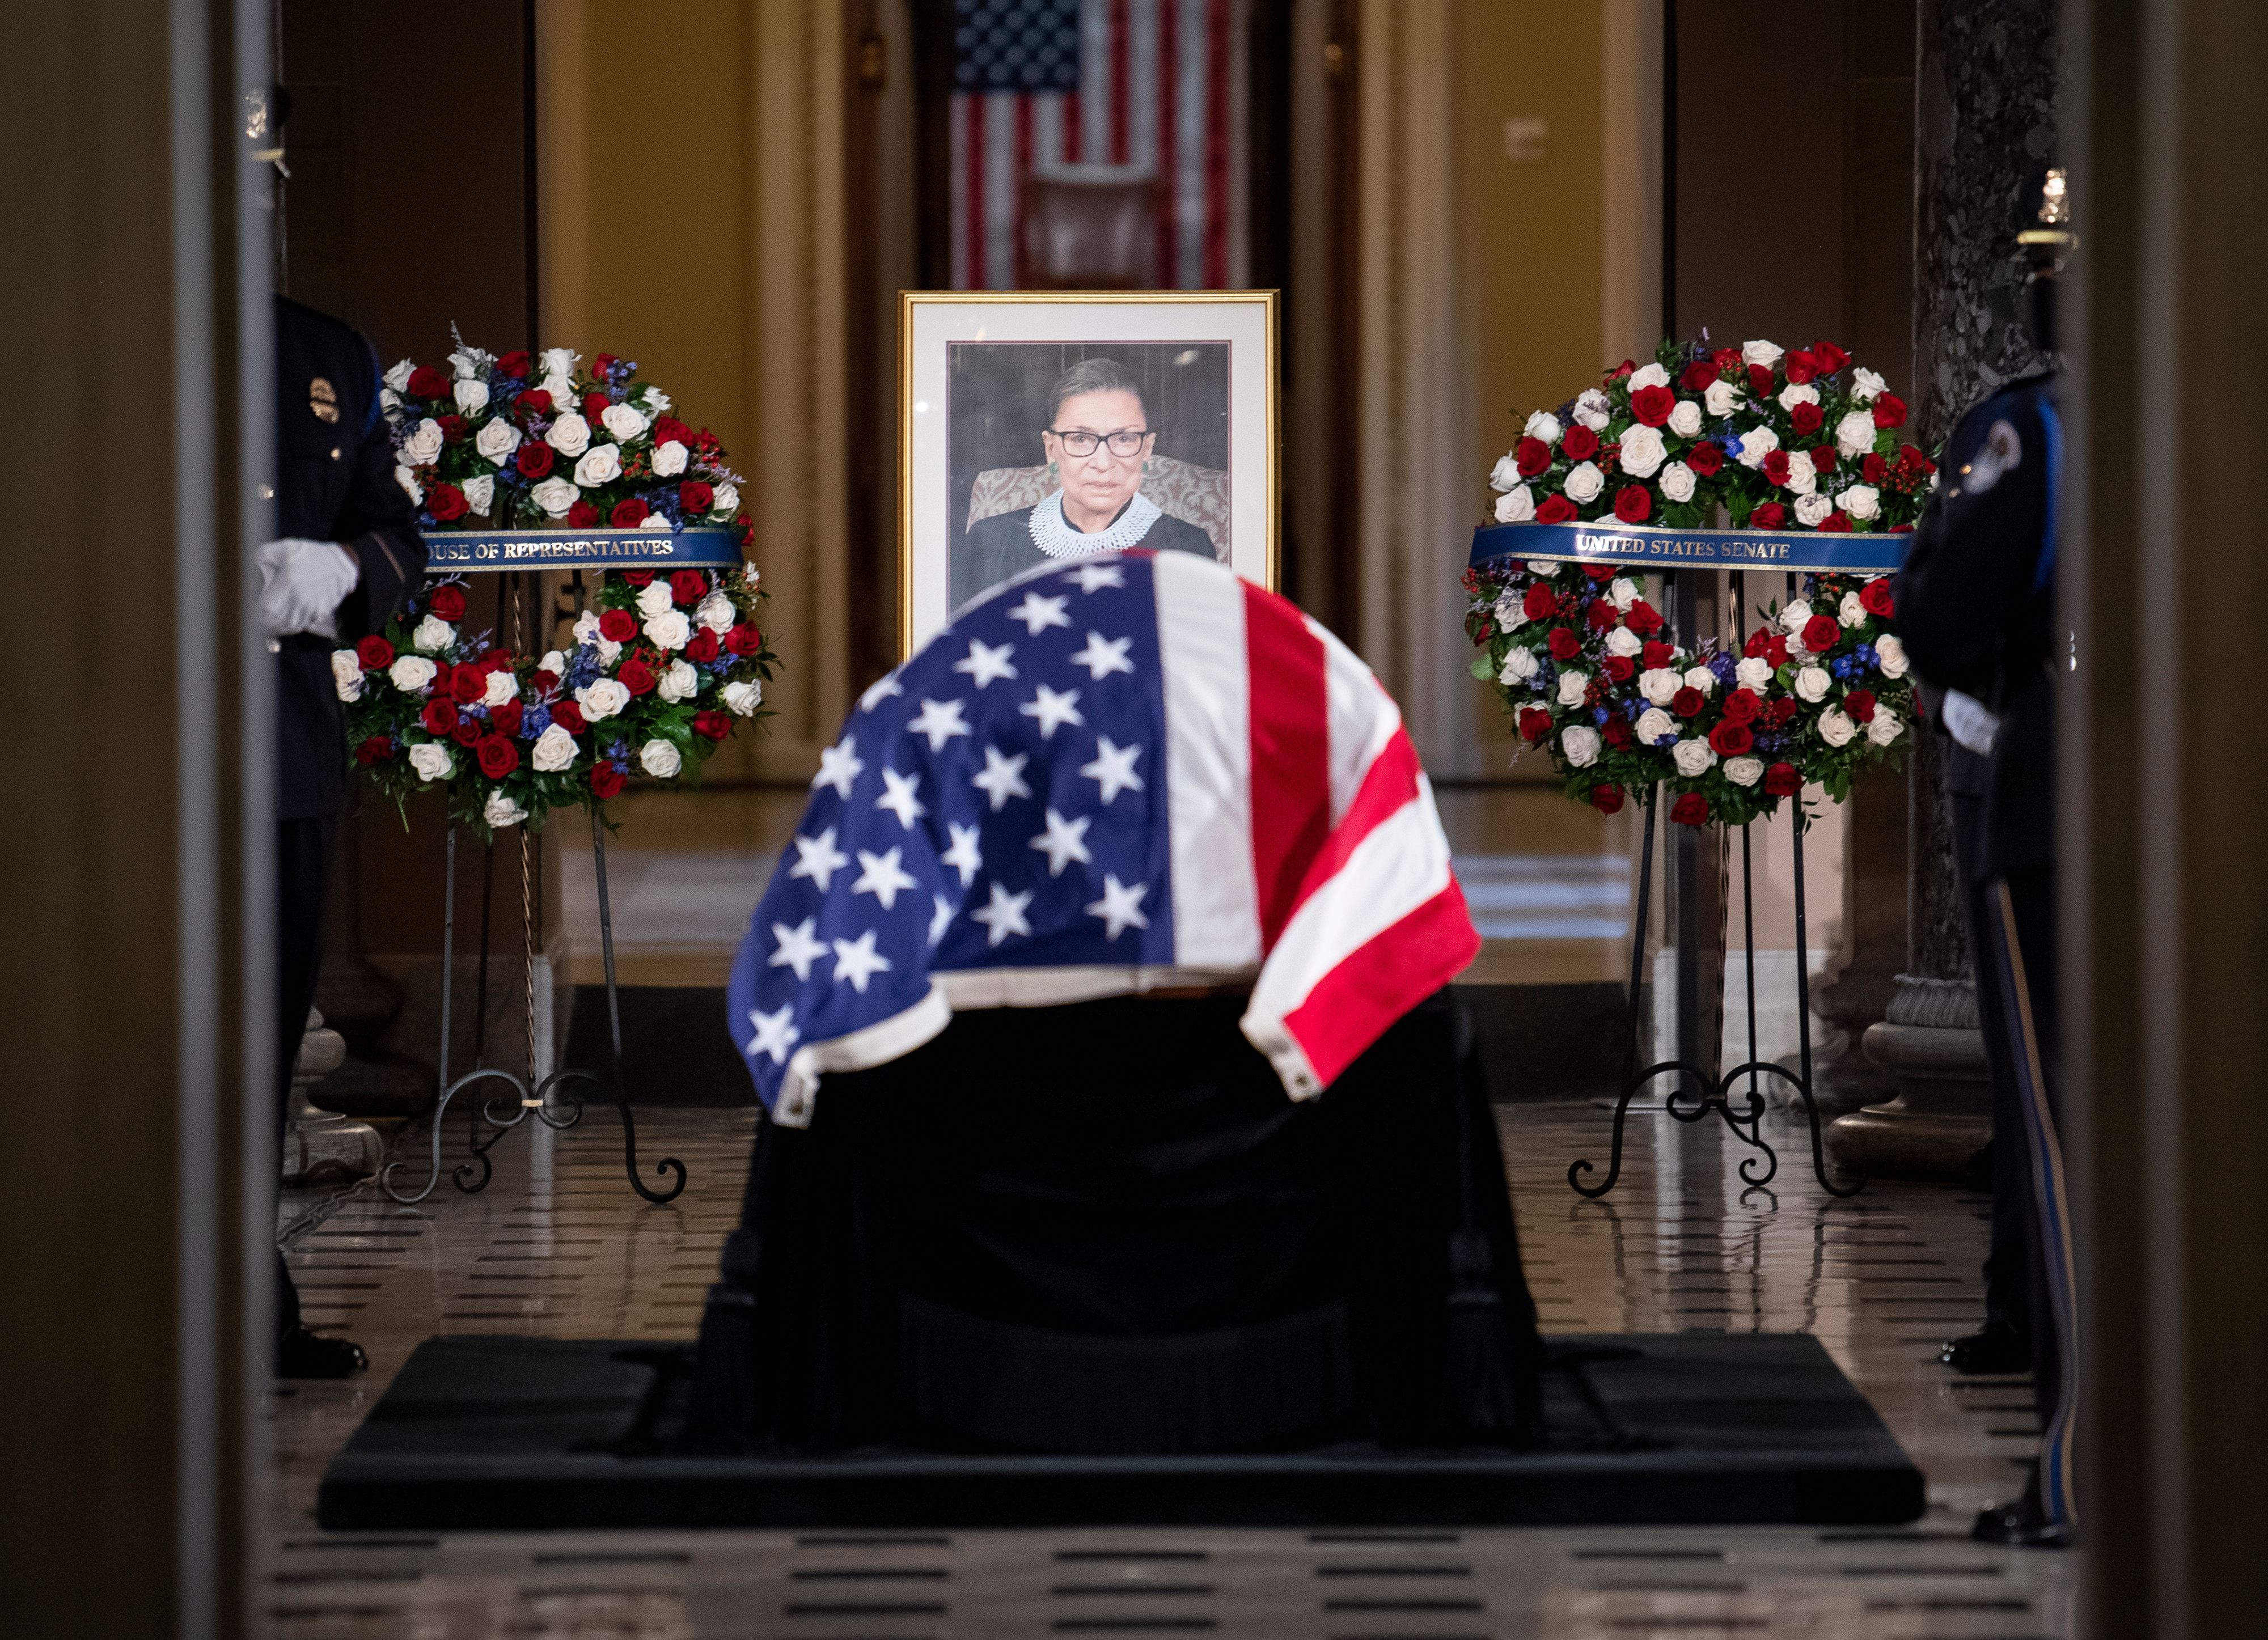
[
  {"left": 1735, "top": 656, "right": 1773, "bottom": 692},
  {"left": 1724, "top": 755, "right": 1763, "bottom": 788},
  {"left": 641, "top": 385, "right": 672, "bottom": 413},
  {"left": 638, "top": 738, "right": 683, "bottom": 778},
  {"left": 540, "top": 375, "right": 574, "bottom": 409},
  {"left": 452, "top": 378, "right": 490, "bottom": 414},
  {"left": 383, "top": 358, "right": 415, "bottom": 393},
  {"left": 531, "top": 723, "right": 579, "bottom": 772},
  {"left": 330, "top": 650, "right": 363, "bottom": 701},
  {"left": 1840, "top": 591, "right": 1868, "bottom": 628},
  {"left": 1795, "top": 492, "right": 1834, "bottom": 527},
  {"left": 1851, "top": 366, "right": 1886, "bottom": 401},
  {"left": 530, "top": 476, "right": 579, "bottom": 518},
  {"left": 408, "top": 742, "right": 454, "bottom": 783},
  {"left": 1777, "top": 381, "right": 1820, "bottom": 413},
  {"left": 723, "top": 680, "right": 764, "bottom": 716},
  {"left": 1491, "top": 590, "right": 1524, "bottom": 632},
  {"left": 1495, "top": 485, "right": 1535, "bottom": 524},
  {"left": 651, "top": 439, "right": 688, "bottom": 477},
  {"left": 400, "top": 417, "right": 445, "bottom": 466},
  {"left": 1659, "top": 460, "right": 1696, "bottom": 503},
  {"left": 1780, "top": 599, "right": 1814, "bottom": 633},
  {"left": 1818, "top": 707, "right": 1856, "bottom": 747},
  {"left": 572, "top": 609, "right": 602, "bottom": 646},
  {"left": 600, "top": 402, "right": 648, "bottom": 443},
  {"left": 1604, "top": 627, "right": 1643, "bottom": 658},
  {"left": 447, "top": 349, "right": 481, "bottom": 380},
  {"left": 1619, "top": 425, "right": 1666, "bottom": 478},
  {"left": 1555, "top": 670, "right": 1589, "bottom": 708},
  {"left": 1842, "top": 483, "right": 1881, "bottom": 521},
  {"left": 1562, "top": 461, "right": 1605, "bottom": 503},
  {"left": 1635, "top": 707, "right": 1677, "bottom": 745},
  {"left": 380, "top": 387, "right": 401, "bottom": 413},
  {"left": 546, "top": 412, "right": 591, "bottom": 457},
  {"left": 742, "top": 562, "right": 761, "bottom": 588},
  {"left": 1784, "top": 454, "right": 1818, "bottom": 495},
  {"left": 1488, "top": 452, "right": 1522, "bottom": 493},
  {"left": 1704, "top": 379, "right": 1740, "bottom": 418},
  {"left": 595, "top": 637, "right": 623, "bottom": 666},
  {"left": 461, "top": 473, "right": 494, "bottom": 515},
  {"left": 1524, "top": 410, "right": 1562, "bottom": 444},
  {"left": 395, "top": 465, "right": 422, "bottom": 504},
  {"left": 577, "top": 677, "right": 631, "bottom": 721},
  {"left": 1561, "top": 725, "right": 1602, "bottom": 768},
  {"left": 645, "top": 611, "right": 692, "bottom": 653},
  {"left": 538, "top": 649, "right": 568, "bottom": 677},
  {"left": 1639, "top": 668, "right": 1681, "bottom": 706},
  {"left": 1628, "top": 361, "right": 1670, "bottom": 391},
  {"left": 1572, "top": 389, "right": 1612, "bottom": 431},
  {"left": 636, "top": 581, "right": 676, "bottom": 618},
  {"left": 1737, "top": 426, "right": 1780, "bottom": 469},
  {"left": 388, "top": 655, "right": 437, "bottom": 693},
  {"left": 482, "top": 669, "right": 518, "bottom": 709},
  {"left": 1672, "top": 738, "right": 1716, "bottom": 777},
  {"left": 413, "top": 615, "right": 455, "bottom": 652},
  {"left": 1667, "top": 398, "right": 1704, "bottom": 439},
  {"left": 695, "top": 592, "right": 737, "bottom": 634},
  {"left": 573, "top": 444, "right": 621, "bottom": 488},
  {"left": 1741, "top": 339, "right": 1784, "bottom": 368},
  {"left": 1682, "top": 666, "right": 1717, "bottom": 695},
  {"left": 483, "top": 790, "right": 528, "bottom": 830},
  {"left": 710, "top": 484, "right": 738, "bottom": 516},
  {"left": 1867, "top": 709, "right": 1903, "bottom": 746},
  {"left": 1794, "top": 665, "right": 1832, "bottom": 703},
  {"left": 539, "top": 347, "right": 579, "bottom": 380},
  {"left": 1836, "top": 408, "right": 1880, "bottom": 458},
  {"left": 1609, "top": 577, "right": 1639, "bottom": 611},
  {"left": 475, "top": 417, "right": 522, "bottom": 465},
  {"left": 1499, "top": 646, "right": 1541, "bottom": 685},
  {"left": 1875, "top": 633, "right": 1909, "bottom": 678}
]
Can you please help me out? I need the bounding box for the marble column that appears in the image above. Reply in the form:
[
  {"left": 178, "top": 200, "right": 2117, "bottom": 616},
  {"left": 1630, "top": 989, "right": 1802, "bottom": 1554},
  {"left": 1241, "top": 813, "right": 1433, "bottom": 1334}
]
[{"left": 1828, "top": 0, "right": 2057, "bottom": 1180}]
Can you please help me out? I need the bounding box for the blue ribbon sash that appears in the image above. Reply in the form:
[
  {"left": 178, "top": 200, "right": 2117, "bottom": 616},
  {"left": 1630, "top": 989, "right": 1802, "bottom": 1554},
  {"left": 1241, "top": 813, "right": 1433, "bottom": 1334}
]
[
  {"left": 1470, "top": 520, "right": 1909, "bottom": 576},
  {"left": 422, "top": 524, "right": 744, "bottom": 573}
]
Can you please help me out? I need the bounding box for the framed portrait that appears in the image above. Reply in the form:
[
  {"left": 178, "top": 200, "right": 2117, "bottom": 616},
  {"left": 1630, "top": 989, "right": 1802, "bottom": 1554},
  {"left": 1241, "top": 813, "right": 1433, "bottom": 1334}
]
[{"left": 898, "top": 291, "right": 1278, "bottom": 655}]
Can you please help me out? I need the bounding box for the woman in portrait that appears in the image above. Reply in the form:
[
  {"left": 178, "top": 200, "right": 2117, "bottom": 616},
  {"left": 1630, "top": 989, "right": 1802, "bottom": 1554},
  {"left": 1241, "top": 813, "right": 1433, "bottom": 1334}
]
[{"left": 954, "top": 356, "right": 1216, "bottom": 605}]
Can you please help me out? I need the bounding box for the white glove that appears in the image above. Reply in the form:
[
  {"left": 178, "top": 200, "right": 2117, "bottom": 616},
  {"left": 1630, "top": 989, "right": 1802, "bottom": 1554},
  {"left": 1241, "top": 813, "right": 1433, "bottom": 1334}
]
[{"left": 255, "top": 537, "right": 359, "bottom": 639}]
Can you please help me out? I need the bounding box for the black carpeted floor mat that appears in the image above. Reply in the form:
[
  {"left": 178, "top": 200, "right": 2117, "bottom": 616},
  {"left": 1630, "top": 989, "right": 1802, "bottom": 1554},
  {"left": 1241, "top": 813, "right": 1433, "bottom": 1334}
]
[{"left": 318, "top": 1332, "right": 1923, "bottom": 1530}]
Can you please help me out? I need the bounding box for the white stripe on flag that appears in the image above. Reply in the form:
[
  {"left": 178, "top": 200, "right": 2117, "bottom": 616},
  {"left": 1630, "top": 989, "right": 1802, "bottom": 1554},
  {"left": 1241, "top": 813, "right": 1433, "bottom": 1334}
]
[
  {"left": 1034, "top": 91, "right": 1065, "bottom": 169},
  {"left": 1153, "top": 552, "right": 1260, "bottom": 968},
  {"left": 950, "top": 94, "right": 970, "bottom": 290},
  {"left": 985, "top": 92, "right": 1019, "bottom": 290},
  {"left": 1177, "top": 0, "right": 1209, "bottom": 287},
  {"left": 1082, "top": 0, "right": 1112, "bottom": 163},
  {"left": 1128, "top": 0, "right": 1160, "bottom": 176},
  {"left": 1305, "top": 613, "right": 1401, "bottom": 828}
]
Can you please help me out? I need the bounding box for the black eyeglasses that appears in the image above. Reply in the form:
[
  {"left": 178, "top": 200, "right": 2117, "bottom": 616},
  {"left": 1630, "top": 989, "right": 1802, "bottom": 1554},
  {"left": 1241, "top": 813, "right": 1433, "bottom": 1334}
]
[{"left": 1047, "top": 427, "right": 1150, "bottom": 457}]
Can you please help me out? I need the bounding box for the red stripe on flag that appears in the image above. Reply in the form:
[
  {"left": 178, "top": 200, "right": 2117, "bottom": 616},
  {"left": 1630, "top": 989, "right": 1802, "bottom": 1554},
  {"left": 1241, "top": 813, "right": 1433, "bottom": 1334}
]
[
  {"left": 1283, "top": 726, "right": 1424, "bottom": 927},
  {"left": 1110, "top": 0, "right": 1131, "bottom": 165},
  {"left": 1157, "top": 0, "right": 1179, "bottom": 285},
  {"left": 1281, "top": 882, "right": 1483, "bottom": 1089},
  {"left": 966, "top": 95, "right": 988, "bottom": 289},
  {"left": 1064, "top": 89, "right": 1082, "bottom": 163},
  {"left": 1013, "top": 95, "right": 1034, "bottom": 287},
  {"left": 1204, "top": 0, "right": 1230, "bottom": 286},
  {"left": 1243, "top": 581, "right": 1332, "bottom": 950}
]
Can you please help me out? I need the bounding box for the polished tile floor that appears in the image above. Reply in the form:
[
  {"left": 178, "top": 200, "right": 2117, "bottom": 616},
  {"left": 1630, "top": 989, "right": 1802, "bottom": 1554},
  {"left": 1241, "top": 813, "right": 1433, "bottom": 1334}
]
[{"left": 268, "top": 1094, "right": 2077, "bottom": 1638}]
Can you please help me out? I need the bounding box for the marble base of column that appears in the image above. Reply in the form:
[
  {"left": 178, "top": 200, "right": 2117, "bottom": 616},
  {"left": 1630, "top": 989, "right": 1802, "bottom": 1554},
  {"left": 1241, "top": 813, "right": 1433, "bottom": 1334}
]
[
  {"left": 281, "top": 1008, "right": 384, "bottom": 1186},
  {"left": 1823, "top": 975, "right": 1991, "bottom": 1183}
]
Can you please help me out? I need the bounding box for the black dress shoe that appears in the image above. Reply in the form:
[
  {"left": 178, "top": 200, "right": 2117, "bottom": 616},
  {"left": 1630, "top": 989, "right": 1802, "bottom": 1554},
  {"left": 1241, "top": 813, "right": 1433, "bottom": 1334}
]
[
  {"left": 277, "top": 1325, "right": 368, "bottom": 1379},
  {"left": 1941, "top": 1322, "right": 2030, "bottom": 1375},
  {"left": 1971, "top": 1500, "right": 2071, "bottom": 1548}
]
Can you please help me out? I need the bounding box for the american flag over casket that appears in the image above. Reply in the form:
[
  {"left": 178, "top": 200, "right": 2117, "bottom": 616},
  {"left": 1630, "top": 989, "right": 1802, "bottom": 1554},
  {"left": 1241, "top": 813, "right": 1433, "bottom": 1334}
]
[{"left": 728, "top": 551, "right": 1479, "bottom": 1124}]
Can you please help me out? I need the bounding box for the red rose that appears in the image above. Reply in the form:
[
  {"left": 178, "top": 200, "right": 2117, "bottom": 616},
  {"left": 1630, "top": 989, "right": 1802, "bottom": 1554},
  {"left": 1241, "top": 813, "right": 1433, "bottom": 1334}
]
[
  {"left": 552, "top": 701, "right": 587, "bottom": 734},
  {"left": 1747, "top": 363, "right": 1775, "bottom": 398},
  {"left": 1535, "top": 494, "right": 1578, "bottom": 525},
  {"left": 1672, "top": 686, "right": 1706, "bottom": 719},
  {"left": 497, "top": 350, "right": 531, "bottom": 379},
  {"left": 1611, "top": 359, "right": 1637, "bottom": 380},
  {"left": 449, "top": 666, "right": 487, "bottom": 704},
  {"left": 1603, "top": 715, "right": 1634, "bottom": 748},
  {"left": 567, "top": 501, "right": 601, "bottom": 528},
  {"left": 610, "top": 498, "right": 649, "bottom": 528},
  {"left": 725, "top": 624, "right": 764, "bottom": 657},
  {"left": 405, "top": 365, "right": 448, "bottom": 400},
  {"left": 530, "top": 669, "right": 560, "bottom": 696},
  {"left": 1844, "top": 688, "right": 1877, "bottom": 724},
  {"left": 514, "top": 388, "right": 553, "bottom": 417},
  {"left": 1712, "top": 347, "right": 1740, "bottom": 370},
  {"left": 355, "top": 634, "right": 394, "bottom": 670},
  {"left": 621, "top": 570, "right": 657, "bottom": 587},
  {"left": 427, "top": 583, "right": 467, "bottom": 621},
  {"left": 1547, "top": 627, "right": 1581, "bottom": 660},
  {"left": 1812, "top": 341, "right": 1850, "bottom": 374},
  {"left": 1899, "top": 443, "right": 1932, "bottom": 472},
  {"left": 438, "top": 416, "right": 472, "bottom": 445},
  {"left": 1861, "top": 578, "right": 1895, "bottom": 618},
  {"left": 1761, "top": 451, "right": 1792, "bottom": 488},
  {"left": 354, "top": 735, "right": 392, "bottom": 765},
  {"left": 451, "top": 719, "right": 481, "bottom": 747},
  {"left": 1784, "top": 350, "right": 1820, "bottom": 385},
  {"left": 1744, "top": 628, "right": 1774, "bottom": 658},
  {"left": 1590, "top": 783, "right": 1627, "bottom": 816},
  {"left": 1680, "top": 360, "right": 1719, "bottom": 392},
  {"left": 1751, "top": 502, "right": 1788, "bottom": 529},
  {"left": 1560, "top": 425, "right": 1600, "bottom": 462},
  {"left": 1629, "top": 385, "right": 1675, "bottom": 427},
  {"left": 598, "top": 608, "right": 637, "bottom": 642},
  {"left": 670, "top": 569, "right": 709, "bottom": 606},
  {"left": 1669, "top": 793, "right": 1710, "bottom": 827},
  {"left": 1585, "top": 598, "right": 1618, "bottom": 632},
  {"left": 590, "top": 762, "right": 627, "bottom": 800},
  {"left": 489, "top": 700, "right": 524, "bottom": 739},
  {"left": 692, "top": 710, "right": 732, "bottom": 741},
  {"left": 1521, "top": 582, "right": 1559, "bottom": 622},
  {"left": 1819, "top": 511, "right": 1852, "bottom": 532},
  {"left": 1721, "top": 688, "right": 1761, "bottom": 724},
  {"left": 427, "top": 483, "right": 468, "bottom": 522},
  {"left": 1861, "top": 452, "right": 1889, "bottom": 484},
  {"left": 1613, "top": 485, "right": 1652, "bottom": 524},
  {"left": 515, "top": 442, "right": 554, "bottom": 478},
  {"left": 1641, "top": 639, "right": 1677, "bottom": 669},
  {"left": 1763, "top": 761, "right": 1802, "bottom": 797},
  {"left": 1584, "top": 563, "right": 1617, "bottom": 582},
  {"left": 1685, "top": 440, "right": 1724, "bottom": 477},
  {"left": 1603, "top": 654, "right": 1636, "bottom": 684},
  {"left": 654, "top": 415, "right": 694, "bottom": 448},
  {"left": 1801, "top": 613, "right": 1842, "bottom": 653},
  {"left": 1708, "top": 720, "right": 1754, "bottom": 757},
  {"left": 684, "top": 628, "right": 721, "bottom": 663},
  {"left": 1766, "top": 637, "right": 1791, "bottom": 669},
  {"left": 475, "top": 734, "right": 519, "bottom": 778},
  {"left": 1790, "top": 401, "right": 1824, "bottom": 437},
  {"left": 1517, "top": 707, "right": 1554, "bottom": 744},
  {"left": 421, "top": 700, "right": 458, "bottom": 735},
  {"left": 582, "top": 391, "right": 611, "bottom": 420},
  {"left": 480, "top": 646, "right": 513, "bottom": 666},
  {"left": 619, "top": 659, "right": 657, "bottom": 696},
  {"left": 679, "top": 481, "right": 714, "bottom": 516},
  {"left": 1810, "top": 446, "right": 1837, "bottom": 473},
  {"left": 1873, "top": 393, "right": 1908, "bottom": 429},
  {"left": 1624, "top": 600, "right": 1662, "bottom": 637}
]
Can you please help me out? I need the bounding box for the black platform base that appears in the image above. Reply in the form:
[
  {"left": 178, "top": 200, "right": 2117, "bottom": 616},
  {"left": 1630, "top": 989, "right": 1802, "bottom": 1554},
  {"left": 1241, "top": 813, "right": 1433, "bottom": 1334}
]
[{"left": 317, "top": 1333, "right": 1923, "bottom": 1531}]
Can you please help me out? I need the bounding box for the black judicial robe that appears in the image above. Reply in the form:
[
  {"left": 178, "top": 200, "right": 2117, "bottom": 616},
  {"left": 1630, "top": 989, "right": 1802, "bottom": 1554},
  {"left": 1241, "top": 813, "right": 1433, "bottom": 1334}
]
[{"left": 953, "top": 501, "right": 1216, "bottom": 609}]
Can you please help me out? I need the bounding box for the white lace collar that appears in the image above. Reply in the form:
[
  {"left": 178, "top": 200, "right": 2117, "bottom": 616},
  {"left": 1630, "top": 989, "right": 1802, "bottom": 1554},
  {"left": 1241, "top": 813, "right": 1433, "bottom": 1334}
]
[{"left": 1026, "top": 489, "right": 1163, "bottom": 558}]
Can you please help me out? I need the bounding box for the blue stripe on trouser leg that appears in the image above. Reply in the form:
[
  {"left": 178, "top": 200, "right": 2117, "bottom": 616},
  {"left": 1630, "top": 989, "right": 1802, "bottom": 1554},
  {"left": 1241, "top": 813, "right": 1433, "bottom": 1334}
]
[{"left": 1988, "top": 879, "right": 2079, "bottom": 1528}]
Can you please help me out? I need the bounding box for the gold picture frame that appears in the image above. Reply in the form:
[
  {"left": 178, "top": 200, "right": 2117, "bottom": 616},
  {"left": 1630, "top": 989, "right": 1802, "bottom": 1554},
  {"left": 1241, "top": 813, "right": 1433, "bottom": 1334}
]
[{"left": 897, "top": 290, "right": 1280, "bottom": 657}]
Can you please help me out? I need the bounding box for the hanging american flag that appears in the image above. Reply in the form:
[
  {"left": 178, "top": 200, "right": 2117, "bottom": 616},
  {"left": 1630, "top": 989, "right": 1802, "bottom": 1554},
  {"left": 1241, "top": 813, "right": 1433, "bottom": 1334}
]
[
  {"left": 951, "top": 0, "right": 1249, "bottom": 290},
  {"left": 728, "top": 552, "right": 1480, "bottom": 1125}
]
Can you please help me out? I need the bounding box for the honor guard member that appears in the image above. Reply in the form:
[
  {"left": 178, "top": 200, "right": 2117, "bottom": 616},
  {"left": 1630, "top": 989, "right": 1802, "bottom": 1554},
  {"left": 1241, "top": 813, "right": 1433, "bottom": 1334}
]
[
  {"left": 1896, "top": 169, "right": 2075, "bottom": 1549},
  {"left": 259, "top": 294, "right": 426, "bottom": 1376}
]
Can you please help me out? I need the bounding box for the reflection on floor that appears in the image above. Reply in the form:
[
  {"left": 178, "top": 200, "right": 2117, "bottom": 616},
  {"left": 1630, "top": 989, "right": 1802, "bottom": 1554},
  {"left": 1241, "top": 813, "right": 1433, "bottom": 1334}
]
[{"left": 268, "top": 1100, "right": 2077, "bottom": 1638}]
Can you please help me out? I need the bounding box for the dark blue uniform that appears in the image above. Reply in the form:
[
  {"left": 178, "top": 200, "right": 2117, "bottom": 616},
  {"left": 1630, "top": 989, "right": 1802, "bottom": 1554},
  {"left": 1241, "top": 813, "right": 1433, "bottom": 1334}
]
[{"left": 1897, "top": 371, "right": 2074, "bottom": 1539}]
